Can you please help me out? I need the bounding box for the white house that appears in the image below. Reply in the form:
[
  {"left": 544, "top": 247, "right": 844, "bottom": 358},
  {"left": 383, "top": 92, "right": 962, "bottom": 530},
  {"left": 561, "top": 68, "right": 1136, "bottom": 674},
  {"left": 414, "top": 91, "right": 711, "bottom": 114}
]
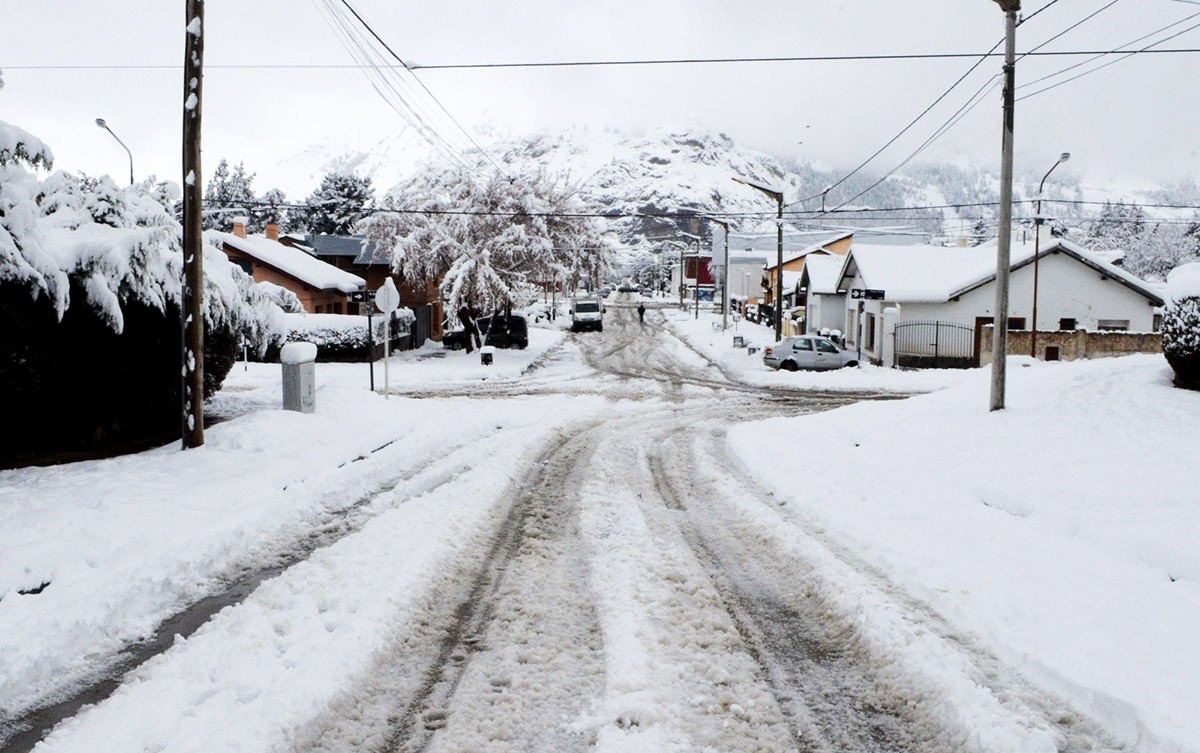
[
  {"left": 797, "top": 254, "right": 848, "bottom": 336},
  {"left": 831, "top": 238, "right": 1164, "bottom": 367}
]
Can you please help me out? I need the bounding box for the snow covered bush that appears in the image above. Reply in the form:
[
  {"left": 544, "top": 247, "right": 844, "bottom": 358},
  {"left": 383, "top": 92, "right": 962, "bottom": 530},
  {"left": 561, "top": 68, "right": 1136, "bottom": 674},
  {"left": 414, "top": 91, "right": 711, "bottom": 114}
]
[
  {"left": 0, "top": 111, "right": 283, "bottom": 461},
  {"left": 268, "top": 310, "right": 415, "bottom": 362},
  {"left": 1163, "top": 262, "right": 1200, "bottom": 389}
]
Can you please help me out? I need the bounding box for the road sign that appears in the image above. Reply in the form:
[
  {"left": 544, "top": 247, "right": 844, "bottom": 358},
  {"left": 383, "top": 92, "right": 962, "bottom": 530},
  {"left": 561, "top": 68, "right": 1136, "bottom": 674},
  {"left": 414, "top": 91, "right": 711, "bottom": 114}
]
[
  {"left": 851, "top": 288, "right": 886, "bottom": 300},
  {"left": 350, "top": 289, "right": 375, "bottom": 304},
  {"left": 375, "top": 278, "right": 401, "bottom": 313}
]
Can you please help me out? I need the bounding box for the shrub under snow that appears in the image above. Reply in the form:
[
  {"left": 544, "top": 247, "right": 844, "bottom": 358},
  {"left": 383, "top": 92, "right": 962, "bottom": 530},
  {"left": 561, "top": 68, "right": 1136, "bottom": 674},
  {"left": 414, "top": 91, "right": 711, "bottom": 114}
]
[
  {"left": 1163, "top": 262, "right": 1200, "bottom": 388},
  {"left": 1, "top": 114, "right": 283, "bottom": 461}
]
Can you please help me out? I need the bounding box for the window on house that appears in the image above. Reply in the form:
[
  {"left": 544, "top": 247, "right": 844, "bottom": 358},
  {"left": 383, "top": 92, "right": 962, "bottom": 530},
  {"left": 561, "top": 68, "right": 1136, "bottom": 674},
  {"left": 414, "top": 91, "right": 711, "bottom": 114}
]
[
  {"left": 1045, "top": 346, "right": 1061, "bottom": 361},
  {"left": 1097, "top": 319, "right": 1129, "bottom": 331},
  {"left": 1059, "top": 318, "right": 1076, "bottom": 331},
  {"left": 865, "top": 313, "right": 877, "bottom": 350},
  {"left": 236, "top": 260, "right": 253, "bottom": 275},
  {"left": 1153, "top": 314, "right": 1163, "bottom": 332},
  {"left": 1006, "top": 317, "right": 1026, "bottom": 331}
]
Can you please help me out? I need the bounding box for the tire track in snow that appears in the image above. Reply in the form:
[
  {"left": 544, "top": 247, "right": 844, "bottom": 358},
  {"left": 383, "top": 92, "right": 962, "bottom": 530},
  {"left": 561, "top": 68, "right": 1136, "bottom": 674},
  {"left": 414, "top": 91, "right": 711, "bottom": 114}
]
[
  {"left": 657, "top": 423, "right": 1125, "bottom": 753},
  {"left": 290, "top": 421, "right": 607, "bottom": 753}
]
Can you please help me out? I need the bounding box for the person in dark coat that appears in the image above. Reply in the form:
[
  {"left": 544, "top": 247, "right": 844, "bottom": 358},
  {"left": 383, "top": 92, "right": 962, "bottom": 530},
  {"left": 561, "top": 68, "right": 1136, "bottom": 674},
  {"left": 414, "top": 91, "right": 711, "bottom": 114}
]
[
  {"left": 637, "top": 303, "right": 646, "bottom": 323},
  {"left": 458, "top": 305, "right": 480, "bottom": 353}
]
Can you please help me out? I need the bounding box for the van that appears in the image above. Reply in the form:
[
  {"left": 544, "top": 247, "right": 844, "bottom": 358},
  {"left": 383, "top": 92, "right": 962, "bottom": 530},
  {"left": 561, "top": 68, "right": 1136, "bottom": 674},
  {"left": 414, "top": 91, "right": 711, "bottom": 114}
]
[{"left": 570, "top": 297, "right": 604, "bottom": 332}]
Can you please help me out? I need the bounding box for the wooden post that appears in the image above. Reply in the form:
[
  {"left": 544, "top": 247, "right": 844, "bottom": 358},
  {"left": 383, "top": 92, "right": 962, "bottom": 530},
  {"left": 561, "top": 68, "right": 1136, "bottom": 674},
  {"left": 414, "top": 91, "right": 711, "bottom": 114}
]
[{"left": 182, "top": 0, "right": 205, "bottom": 447}]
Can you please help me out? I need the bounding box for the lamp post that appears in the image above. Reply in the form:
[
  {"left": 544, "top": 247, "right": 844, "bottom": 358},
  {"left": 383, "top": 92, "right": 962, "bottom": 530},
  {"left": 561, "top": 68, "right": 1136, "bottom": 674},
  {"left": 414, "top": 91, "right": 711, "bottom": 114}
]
[
  {"left": 94, "top": 118, "right": 135, "bottom": 186},
  {"left": 732, "top": 177, "right": 784, "bottom": 341},
  {"left": 703, "top": 216, "right": 733, "bottom": 330},
  {"left": 989, "top": 0, "right": 1019, "bottom": 412},
  {"left": 1030, "top": 151, "right": 1070, "bottom": 358}
]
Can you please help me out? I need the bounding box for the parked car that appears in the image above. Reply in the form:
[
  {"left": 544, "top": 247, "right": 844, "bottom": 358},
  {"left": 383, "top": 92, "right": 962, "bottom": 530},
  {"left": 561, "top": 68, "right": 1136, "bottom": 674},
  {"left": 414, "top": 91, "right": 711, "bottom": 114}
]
[
  {"left": 479, "top": 313, "right": 529, "bottom": 349},
  {"left": 442, "top": 328, "right": 471, "bottom": 350},
  {"left": 763, "top": 335, "right": 858, "bottom": 371}
]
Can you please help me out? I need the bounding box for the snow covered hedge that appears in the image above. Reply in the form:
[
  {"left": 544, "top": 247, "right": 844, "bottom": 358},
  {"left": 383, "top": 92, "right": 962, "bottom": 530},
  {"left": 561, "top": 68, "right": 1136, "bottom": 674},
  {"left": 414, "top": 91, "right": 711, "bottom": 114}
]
[
  {"left": 1, "top": 112, "right": 283, "bottom": 461},
  {"left": 1163, "top": 262, "right": 1200, "bottom": 388},
  {"left": 265, "top": 310, "right": 415, "bottom": 362}
]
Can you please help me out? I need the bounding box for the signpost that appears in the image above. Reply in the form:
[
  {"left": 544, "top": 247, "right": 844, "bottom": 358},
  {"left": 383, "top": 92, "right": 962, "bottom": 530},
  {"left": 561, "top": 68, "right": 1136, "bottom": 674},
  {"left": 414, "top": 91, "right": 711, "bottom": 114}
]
[
  {"left": 374, "top": 279, "right": 401, "bottom": 399},
  {"left": 851, "top": 288, "right": 886, "bottom": 301},
  {"left": 353, "top": 289, "right": 376, "bottom": 391}
]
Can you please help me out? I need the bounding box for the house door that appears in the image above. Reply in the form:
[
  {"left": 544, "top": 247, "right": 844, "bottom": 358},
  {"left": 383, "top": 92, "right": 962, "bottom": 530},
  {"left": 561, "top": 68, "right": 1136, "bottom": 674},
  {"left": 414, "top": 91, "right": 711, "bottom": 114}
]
[{"left": 973, "top": 317, "right": 993, "bottom": 367}]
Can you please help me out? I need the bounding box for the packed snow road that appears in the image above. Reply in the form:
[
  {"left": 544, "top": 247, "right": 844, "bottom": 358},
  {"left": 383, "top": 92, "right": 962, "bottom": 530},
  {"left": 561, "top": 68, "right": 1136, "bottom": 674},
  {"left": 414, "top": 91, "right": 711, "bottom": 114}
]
[{"left": 9, "top": 302, "right": 1122, "bottom": 752}]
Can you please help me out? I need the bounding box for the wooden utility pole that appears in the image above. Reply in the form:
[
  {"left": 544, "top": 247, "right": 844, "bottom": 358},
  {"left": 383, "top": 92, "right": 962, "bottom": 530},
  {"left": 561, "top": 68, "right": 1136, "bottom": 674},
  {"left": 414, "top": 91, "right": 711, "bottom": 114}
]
[{"left": 182, "top": 0, "right": 205, "bottom": 447}]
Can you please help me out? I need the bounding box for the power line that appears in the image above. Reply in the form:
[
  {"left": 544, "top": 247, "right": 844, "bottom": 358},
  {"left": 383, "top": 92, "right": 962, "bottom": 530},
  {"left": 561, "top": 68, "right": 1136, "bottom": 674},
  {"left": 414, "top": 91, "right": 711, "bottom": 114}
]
[
  {"left": 6, "top": 48, "right": 1200, "bottom": 72},
  {"left": 330, "top": 0, "right": 513, "bottom": 181},
  {"left": 1019, "top": 14, "right": 1200, "bottom": 100}
]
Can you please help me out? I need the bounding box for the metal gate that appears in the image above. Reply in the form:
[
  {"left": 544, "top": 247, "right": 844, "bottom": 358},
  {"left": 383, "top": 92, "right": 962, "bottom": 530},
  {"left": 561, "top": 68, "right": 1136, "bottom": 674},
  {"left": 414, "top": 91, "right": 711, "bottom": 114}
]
[{"left": 895, "top": 321, "right": 976, "bottom": 369}]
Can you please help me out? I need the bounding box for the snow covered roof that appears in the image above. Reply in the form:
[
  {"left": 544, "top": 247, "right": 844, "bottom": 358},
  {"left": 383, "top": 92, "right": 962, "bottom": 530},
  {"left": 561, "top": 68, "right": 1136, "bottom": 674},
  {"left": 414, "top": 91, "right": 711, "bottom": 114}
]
[
  {"left": 799, "top": 254, "right": 846, "bottom": 295},
  {"left": 762, "top": 232, "right": 852, "bottom": 270},
  {"left": 836, "top": 239, "right": 1164, "bottom": 305},
  {"left": 212, "top": 231, "right": 365, "bottom": 294},
  {"left": 297, "top": 234, "right": 390, "bottom": 266}
]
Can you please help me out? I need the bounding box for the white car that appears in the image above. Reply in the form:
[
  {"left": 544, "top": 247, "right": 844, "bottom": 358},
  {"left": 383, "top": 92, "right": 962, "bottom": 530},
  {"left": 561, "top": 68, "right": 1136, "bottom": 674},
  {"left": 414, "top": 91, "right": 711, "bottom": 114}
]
[{"left": 763, "top": 335, "right": 858, "bottom": 371}]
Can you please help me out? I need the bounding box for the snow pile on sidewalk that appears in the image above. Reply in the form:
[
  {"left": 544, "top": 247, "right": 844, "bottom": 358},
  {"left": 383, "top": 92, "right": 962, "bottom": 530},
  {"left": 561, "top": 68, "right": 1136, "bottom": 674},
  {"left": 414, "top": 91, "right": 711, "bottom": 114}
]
[{"left": 728, "top": 354, "right": 1200, "bottom": 752}]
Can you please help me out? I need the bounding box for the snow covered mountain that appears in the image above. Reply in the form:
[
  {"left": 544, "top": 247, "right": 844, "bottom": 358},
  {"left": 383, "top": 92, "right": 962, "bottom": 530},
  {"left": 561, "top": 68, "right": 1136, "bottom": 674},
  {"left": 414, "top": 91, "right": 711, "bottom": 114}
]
[{"left": 272, "top": 124, "right": 1195, "bottom": 264}]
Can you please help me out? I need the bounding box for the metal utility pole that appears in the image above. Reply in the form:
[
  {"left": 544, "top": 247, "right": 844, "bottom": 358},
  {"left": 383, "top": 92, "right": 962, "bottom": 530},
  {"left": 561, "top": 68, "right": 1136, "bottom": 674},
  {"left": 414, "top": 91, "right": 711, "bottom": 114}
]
[
  {"left": 732, "top": 177, "right": 784, "bottom": 341},
  {"left": 704, "top": 216, "right": 732, "bottom": 330},
  {"left": 182, "top": 0, "right": 205, "bottom": 448},
  {"left": 1030, "top": 151, "right": 1070, "bottom": 358},
  {"left": 989, "top": 0, "right": 1019, "bottom": 412}
]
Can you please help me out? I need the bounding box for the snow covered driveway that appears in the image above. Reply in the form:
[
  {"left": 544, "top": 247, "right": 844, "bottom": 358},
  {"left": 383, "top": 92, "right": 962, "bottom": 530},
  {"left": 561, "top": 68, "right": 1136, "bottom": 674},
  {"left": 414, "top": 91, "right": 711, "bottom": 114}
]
[{"left": 4, "top": 304, "right": 1134, "bottom": 752}]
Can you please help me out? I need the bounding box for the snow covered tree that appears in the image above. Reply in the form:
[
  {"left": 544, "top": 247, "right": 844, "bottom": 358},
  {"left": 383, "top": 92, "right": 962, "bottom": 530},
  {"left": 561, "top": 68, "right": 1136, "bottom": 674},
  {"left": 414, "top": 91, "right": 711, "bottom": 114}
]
[
  {"left": 363, "top": 166, "right": 611, "bottom": 313},
  {"left": 1122, "top": 223, "right": 1200, "bottom": 281},
  {"left": 299, "top": 172, "right": 374, "bottom": 235},
  {"left": 1, "top": 106, "right": 282, "bottom": 461},
  {"left": 1163, "top": 262, "right": 1200, "bottom": 389},
  {"left": 202, "top": 158, "right": 256, "bottom": 230},
  {"left": 1086, "top": 201, "right": 1147, "bottom": 253},
  {"left": 254, "top": 187, "right": 289, "bottom": 231}
]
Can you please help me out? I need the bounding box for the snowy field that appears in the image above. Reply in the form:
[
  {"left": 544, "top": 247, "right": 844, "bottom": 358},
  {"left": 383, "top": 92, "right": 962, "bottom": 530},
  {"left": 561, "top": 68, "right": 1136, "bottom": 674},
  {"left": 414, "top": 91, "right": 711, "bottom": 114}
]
[{"left": 2, "top": 307, "right": 1198, "bottom": 752}]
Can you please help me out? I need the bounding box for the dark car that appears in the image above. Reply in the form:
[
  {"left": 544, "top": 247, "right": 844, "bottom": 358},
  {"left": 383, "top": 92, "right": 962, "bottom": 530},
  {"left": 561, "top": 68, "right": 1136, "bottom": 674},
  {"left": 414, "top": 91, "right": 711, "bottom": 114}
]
[
  {"left": 442, "top": 328, "right": 471, "bottom": 350},
  {"left": 479, "top": 313, "right": 529, "bottom": 350}
]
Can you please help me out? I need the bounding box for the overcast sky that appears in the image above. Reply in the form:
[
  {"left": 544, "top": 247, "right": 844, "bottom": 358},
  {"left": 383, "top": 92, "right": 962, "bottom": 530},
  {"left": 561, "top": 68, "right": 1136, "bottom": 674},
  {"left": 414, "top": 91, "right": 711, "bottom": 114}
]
[{"left": 3, "top": 0, "right": 1199, "bottom": 199}]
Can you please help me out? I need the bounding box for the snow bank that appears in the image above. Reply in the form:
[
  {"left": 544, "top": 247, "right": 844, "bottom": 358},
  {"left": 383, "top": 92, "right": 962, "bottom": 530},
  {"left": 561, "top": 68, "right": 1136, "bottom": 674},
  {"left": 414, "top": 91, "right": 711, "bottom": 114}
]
[{"left": 728, "top": 355, "right": 1200, "bottom": 752}]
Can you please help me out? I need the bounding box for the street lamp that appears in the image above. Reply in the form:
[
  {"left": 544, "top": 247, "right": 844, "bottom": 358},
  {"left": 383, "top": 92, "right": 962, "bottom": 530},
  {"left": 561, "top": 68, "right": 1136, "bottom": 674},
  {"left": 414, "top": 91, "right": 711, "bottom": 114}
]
[
  {"left": 702, "top": 215, "right": 733, "bottom": 330},
  {"left": 732, "top": 176, "right": 784, "bottom": 341},
  {"left": 1030, "top": 151, "right": 1070, "bottom": 358},
  {"left": 94, "top": 118, "right": 134, "bottom": 186}
]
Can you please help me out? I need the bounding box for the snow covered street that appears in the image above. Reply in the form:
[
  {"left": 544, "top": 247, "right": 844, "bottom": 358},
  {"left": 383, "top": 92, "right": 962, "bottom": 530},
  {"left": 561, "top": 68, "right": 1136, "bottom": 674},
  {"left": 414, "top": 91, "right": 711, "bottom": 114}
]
[{"left": 2, "top": 300, "right": 1196, "bottom": 753}]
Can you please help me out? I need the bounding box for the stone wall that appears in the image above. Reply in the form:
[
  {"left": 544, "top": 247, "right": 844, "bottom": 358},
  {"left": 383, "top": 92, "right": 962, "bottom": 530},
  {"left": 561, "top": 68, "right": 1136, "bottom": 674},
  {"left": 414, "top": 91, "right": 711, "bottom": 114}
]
[{"left": 980, "top": 328, "right": 1163, "bottom": 365}]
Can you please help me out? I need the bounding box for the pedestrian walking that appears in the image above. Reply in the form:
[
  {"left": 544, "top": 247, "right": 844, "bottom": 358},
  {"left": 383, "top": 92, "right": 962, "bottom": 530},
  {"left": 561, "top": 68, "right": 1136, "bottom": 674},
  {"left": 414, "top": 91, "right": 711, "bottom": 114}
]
[{"left": 637, "top": 303, "right": 646, "bottom": 324}]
